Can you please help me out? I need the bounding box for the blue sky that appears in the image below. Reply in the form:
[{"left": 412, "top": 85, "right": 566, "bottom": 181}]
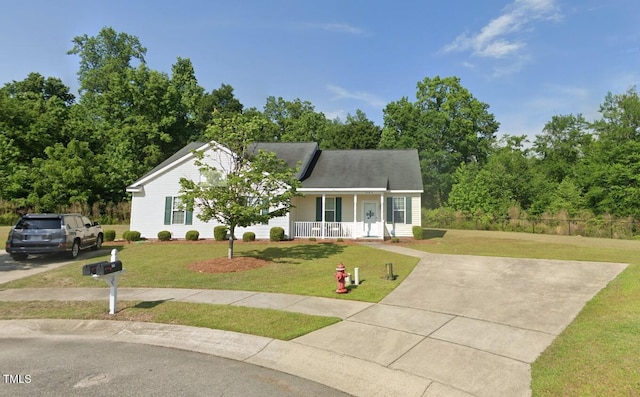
[{"left": 2, "top": 0, "right": 639, "bottom": 141}]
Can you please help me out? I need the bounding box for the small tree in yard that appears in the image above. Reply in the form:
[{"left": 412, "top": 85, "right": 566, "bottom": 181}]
[{"left": 179, "top": 113, "right": 301, "bottom": 259}]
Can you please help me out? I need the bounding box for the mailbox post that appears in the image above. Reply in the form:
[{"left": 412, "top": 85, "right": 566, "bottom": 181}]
[{"left": 82, "top": 249, "right": 124, "bottom": 315}]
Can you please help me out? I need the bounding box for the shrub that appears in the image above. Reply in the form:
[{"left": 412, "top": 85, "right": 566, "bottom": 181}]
[
  {"left": 104, "top": 229, "right": 116, "bottom": 242},
  {"left": 242, "top": 231, "right": 256, "bottom": 242},
  {"left": 270, "top": 226, "right": 285, "bottom": 242},
  {"left": 412, "top": 226, "right": 424, "bottom": 240},
  {"left": 157, "top": 230, "right": 172, "bottom": 241},
  {"left": 390, "top": 236, "right": 400, "bottom": 243},
  {"left": 308, "top": 237, "right": 317, "bottom": 242},
  {"left": 336, "top": 238, "right": 344, "bottom": 242},
  {"left": 123, "top": 230, "right": 141, "bottom": 242},
  {"left": 214, "top": 226, "right": 228, "bottom": 241},
  {"left": 185, "top": 230, "right": 200, "bottom": 241}
]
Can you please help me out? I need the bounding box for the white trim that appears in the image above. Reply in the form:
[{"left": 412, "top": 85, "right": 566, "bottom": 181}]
[
  {"left": 126, "top": 186, "right": 143, "bottom": 193},
  {"left": 299, "top": 187, "right": 387, "bottom": 193},
  {"left": 299, "top": 188, "right": 423, "bottom": 194}
]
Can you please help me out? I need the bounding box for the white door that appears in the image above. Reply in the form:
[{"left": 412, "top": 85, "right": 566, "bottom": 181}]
[{"left": 363, "top": 202, "right": 378, "bottom": 237}]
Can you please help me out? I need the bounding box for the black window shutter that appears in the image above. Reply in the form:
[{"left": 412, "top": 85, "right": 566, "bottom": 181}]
[
  {"left": 315, "top": 197, "right": 322, "bottom": 221},
  {"left": 386, "top": 197, "right": 393, "bottom": 224},
  {"left": 336, "top": 197, "right": 342, "bottom": 222},
  {"left": 405, "top": 196, "right": 412, "bottom": 224},
  {"left": 164, "top": 197, "right": 172, "bottom": 225}
]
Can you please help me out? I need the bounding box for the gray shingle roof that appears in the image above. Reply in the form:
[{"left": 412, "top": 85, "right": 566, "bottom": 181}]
[
  {"left": 127, "top": 141, "right": 423, "bottom": 193},
  {"left": 248, "top": 142, "right": 318, "bottom": 179},
  {"left": 300, "top": 149, "right": 423, "bottom": 191}
]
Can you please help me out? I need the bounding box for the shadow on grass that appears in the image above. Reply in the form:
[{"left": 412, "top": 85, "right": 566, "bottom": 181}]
[
  {"left": 133, "top": 300, "right": 168, "bottom": 309},
  {"left": 242, "top": 242, "right": 346, "bottom": 264},
  {"left": 422, "top": 229, "right": 447, "bottom": 239}
]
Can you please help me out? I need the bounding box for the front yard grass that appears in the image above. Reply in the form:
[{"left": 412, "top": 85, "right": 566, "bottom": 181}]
[
  {"left": 0, "top": 301, "right": 340, "bottom": 340},
  {"left": 1, "top": 241, "right": 418, "bottom": 302}
]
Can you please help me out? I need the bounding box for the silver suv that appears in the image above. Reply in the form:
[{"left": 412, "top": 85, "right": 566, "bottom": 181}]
[{"left": 5, "top": 214, "right": 104, "bottom": 261}]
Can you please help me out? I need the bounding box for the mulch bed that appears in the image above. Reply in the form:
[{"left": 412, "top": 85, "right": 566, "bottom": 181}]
[{"left": 187, "top": 256, "right": 270, "bottom": 274}]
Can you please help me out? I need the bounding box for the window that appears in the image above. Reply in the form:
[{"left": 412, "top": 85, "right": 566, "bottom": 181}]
[
  {"left": 393, "top": 197, "right": 405, "bottom": 224},
  {"left": 386, "top": 196, "right": 412, "bottom": 224},
  {"left": 315, "top": 197, "right": 342, "bottom": 222},
  {"left": 172, "top": 197, "right": 185, "bottom": 224},
  {"left": 164, "top": 196, "right": 193, "bottom": 225},
  {"left": 325, "top": 197, "right": 336, "bottom": 222}
]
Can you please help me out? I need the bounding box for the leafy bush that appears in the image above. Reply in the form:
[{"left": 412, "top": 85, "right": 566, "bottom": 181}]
[
  {"left": 242, "top": 231, "right": 256, "bottom": 242},
  {"left": 104, "top": 229, "right": 116, "bottom": 242},
  {"left": 390, "top": 236, "right": 400, "bottom": 243},
  {"left": 336, "top": 238, "right": 344, "bottom": 242},
  {"left": 0, "top": 213, "right": 18, "bottom": 226},
  {"left": 308, "top": 237, "right": 317, "bottom": 242},
  {"left": 214, "top": 226, "right": 228, "bottom": 241},
  {"left": 412, "top": 226, "right": 424, "bottom": 240},
  {"left": 185, "top": 230, "right": 200, "bottom": 241},
  {"left": 157, "top": 230, "right": 172, "bottom": 241},
  {"left": 123, "top": 230, "right": 141, "bottom": 242},
  {"left": 270, "top": 227, "right": 285, "bottom": 242}
]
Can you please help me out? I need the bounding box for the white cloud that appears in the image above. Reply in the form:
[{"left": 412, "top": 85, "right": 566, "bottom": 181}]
[
  {"left": 444, "top": 0, "right": 561, "bottom": 59},
  {"left": 326, "top": 84, "right": 387, "bottom": 109}
]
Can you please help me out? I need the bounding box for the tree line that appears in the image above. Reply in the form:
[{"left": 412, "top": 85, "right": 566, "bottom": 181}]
[{"left": 1, "top": 27, "right": 639, "bottom": 226}]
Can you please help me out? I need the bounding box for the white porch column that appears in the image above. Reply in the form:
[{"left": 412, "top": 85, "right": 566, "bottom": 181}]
[
  {"left": 353, "top": 194, "right": 358, "bottom": 239},
  {"left": 380, "top": 193, "right": 385, "bottom": 238},
  {"left": 321, "top": 193, "right": 326, "bottom": 239}
]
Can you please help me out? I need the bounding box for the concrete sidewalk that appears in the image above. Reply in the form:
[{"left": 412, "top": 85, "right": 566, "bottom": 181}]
[{"left": 0, "top": 245, "right": 628, "bottom": 396}]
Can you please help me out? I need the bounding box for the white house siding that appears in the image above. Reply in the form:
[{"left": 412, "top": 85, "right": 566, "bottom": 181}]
[
  {"left": 129, "top": 146, "right": 290, "bottom": 240},
  {"left": 385, "top": 194, "right": 422, "bottom": 237}
]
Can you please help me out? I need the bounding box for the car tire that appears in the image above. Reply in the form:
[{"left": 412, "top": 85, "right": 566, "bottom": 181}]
[
  {"left": 92, "top": 234, "right": 103, "bottom": 250},
  {"left": 69, "top": 240, "right": 80, "bottom": 259},
  {"left": 11, "top": 254, "right": 28, "bottom": 261}
]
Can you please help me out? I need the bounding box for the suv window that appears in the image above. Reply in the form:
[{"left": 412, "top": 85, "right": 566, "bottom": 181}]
[
  {"left": 64, "top": 216, "right": 81, "bottom": 229},
  {"left": 81, "top": 216, "right": 92, "bottom": 227},
  {"left": 15, "top": 218, "right": 62, "bottom": 230}
]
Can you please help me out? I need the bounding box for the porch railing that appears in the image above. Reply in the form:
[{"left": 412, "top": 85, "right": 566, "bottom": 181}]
[{"left": 294, "top": 222, "right": 353, "bottom": 238}]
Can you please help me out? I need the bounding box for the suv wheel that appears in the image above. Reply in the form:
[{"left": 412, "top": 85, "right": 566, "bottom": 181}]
[
  {"left": 69, "top": 240, "right": 80, "bottom": 259},
  {"left": 92, "top": 234, "right": 103, "bottom": 250}
]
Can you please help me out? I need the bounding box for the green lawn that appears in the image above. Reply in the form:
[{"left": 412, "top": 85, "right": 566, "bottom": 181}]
[
  {"left": 0, "top": 300, "right": 340, "bottom": 341},
  {"left": 2, "top": 240, "right": 418, "bottom": 302}
]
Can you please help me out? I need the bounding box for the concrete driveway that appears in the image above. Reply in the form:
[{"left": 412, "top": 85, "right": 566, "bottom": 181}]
[{"left": 291, "top": 246, "right": 627, "bottom": 396}]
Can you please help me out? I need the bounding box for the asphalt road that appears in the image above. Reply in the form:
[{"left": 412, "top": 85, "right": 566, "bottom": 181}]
[{"left": 0, "top": 338, "right": 351, "bottom": 397}]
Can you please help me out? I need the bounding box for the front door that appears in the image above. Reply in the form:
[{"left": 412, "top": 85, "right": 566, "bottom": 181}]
[{"left": 363, "top": 202, "right": 378, "bottom": 237}]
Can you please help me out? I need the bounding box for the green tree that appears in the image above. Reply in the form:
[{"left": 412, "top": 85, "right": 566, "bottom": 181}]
[
  {"left": 30, "top": 140, "right": 102, "bottom": 211},
  {"left": 533, "top": 114, "right": 592, "bottom": 183},
  {"left": 321, "top": 109, "right": 381, "bottom": 149},
  {"left": 579, "top": 88, "right": 640, "bottom": 217},
  {"left": 0, "top": 73, "right": 74, "bottom": 163},
  {"left": 68, "top": 28, "right": 207, "bottom": 203},
  {"left": 179, "top": 113, "right": 301, "bottom": 258},
  {"left": 263, "top": 96, "right": 329, "bottom": 142},
  {"left": 449, "top": 135, "right": 533, "bottom": 217},
  {"left": 380, "top": 76, "right": 499, "bottom": 208}
]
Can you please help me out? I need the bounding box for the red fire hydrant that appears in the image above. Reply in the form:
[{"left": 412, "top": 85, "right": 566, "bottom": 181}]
[{"left": 335, "top": 262, "right": 349, "bottom": 294}]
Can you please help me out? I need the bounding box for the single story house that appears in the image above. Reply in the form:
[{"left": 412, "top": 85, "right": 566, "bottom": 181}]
[{"left": 126, "top": 141, "right": 423, "bottom": 240}]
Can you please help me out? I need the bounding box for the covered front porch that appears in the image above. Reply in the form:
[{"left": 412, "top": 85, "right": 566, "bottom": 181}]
[{"left": 291, "top": 193, "right": 387, "bottom": 239}]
